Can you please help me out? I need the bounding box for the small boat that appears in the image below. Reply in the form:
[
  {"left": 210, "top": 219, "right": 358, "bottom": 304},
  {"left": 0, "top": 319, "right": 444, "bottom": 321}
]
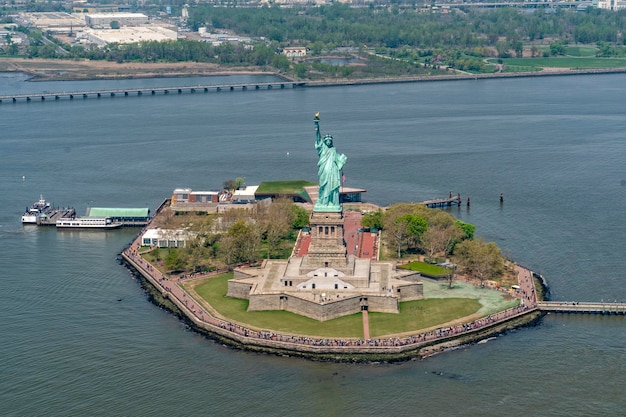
[
  {"left": 21, "top": 195, "right": 51, "bottom": 224},
  {"left": 56, "top": 217, "right": 123, "bottom": 230}
]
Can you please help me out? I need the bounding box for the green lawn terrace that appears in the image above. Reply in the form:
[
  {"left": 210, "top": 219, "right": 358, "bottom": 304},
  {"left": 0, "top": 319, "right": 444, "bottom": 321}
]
[
  {"left": 255, "top": 180, "right": 317, "bottom": 203},
  {"left": 256, "top": 180, "right": 366, "bottom": 205},
  {"left": 187, "top": 273, "right": 519, "bottom": 339}
]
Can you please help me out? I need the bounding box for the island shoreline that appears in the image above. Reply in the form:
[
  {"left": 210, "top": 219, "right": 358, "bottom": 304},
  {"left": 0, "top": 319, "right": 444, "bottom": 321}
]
[{"left": 120, "top": 249, "right": 545, "bottom": 363}]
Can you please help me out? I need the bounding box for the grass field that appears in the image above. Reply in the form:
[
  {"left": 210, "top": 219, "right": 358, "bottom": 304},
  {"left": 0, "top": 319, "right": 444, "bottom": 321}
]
[
  {"left": 191, "top": 273, "right": 364, "bottom": 337},
  {"left": 190, "top": 273, "right": 486, "bottom": 338},
  {"left": 398, "top": 261, "right": 450, "bottom": 278},
  {"left": 368, "top": 298, "right": 480, "bottom": 338},
  {"left": 256, "top": 180, "right": 317, "bottom": 195},
  {"left": 564, "top": 46, "right": 598, "bottom": 57},
  {"left": 489, "top": 57, "right": 626, "bottom": 70}
]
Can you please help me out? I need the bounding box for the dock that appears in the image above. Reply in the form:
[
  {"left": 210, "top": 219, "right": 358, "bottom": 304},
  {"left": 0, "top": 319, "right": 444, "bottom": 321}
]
[
  {"left": 420, "top": 195, "right": 463, "bottom": 208},
  {"left": 37, "top": 208, "right": 76, "bottom": 226}
]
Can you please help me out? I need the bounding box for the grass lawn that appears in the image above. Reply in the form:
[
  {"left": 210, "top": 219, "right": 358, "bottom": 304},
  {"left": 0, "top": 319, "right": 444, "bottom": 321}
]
[
  {"left": 256, "top": 180, "right": 317, "bottom": 195},
  {"left": 141, "top": 248, "right": 166, "bottom": 265},
  {"left": 489, "top": 57, "right": 626, "bottom": 69},
  {"left": 564, "top": 46, "right": 598, "bottom": 57},
  {"left": 191, "top": 273, "right": 364, "bottom": 338},
  {"left": 369, "top": 298, "right": 481, "bottom": 338},
  {"left": 398, "top": 261, "right": 450, "bottom": 278},
  {"left": 190, "top": 273, "right": 485, "bottom": 338}
]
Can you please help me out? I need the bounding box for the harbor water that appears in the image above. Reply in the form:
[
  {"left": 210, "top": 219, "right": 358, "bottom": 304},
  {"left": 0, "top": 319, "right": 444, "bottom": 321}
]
[{"left": 1, "top": 72, "right": 625, "bottom": 416}]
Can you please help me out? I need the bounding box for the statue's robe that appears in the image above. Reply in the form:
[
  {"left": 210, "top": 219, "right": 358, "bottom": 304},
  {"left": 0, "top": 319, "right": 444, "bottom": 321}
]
[{"left": 315, "top": 138, "right": 347, "bottom": 211}]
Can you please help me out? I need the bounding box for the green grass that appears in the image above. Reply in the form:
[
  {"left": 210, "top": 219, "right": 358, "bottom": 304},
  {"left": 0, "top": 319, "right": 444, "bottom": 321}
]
[
  {"left": 369, "top": 298, "right": 481, "bottom": 338},
  {"left": 141, "top": 248, "right": 167, "bottom": 264},
  {"left": 565, "top": 46, "right": 598, "bottom": 57},
  {"left": 398, "top": 261, "right": 450, "bottom": 278},
  {"left": 192, "top": 273, "right": 364, "bottom": 337},
  {"left": 489, "top": 57, "right": 626, "bottom": 69},
  {"left": 256, "top": 180, "right": 317, "bottom": 195},
  {"left": 191, "top": 273, "right": 485, "bottom": 338}
]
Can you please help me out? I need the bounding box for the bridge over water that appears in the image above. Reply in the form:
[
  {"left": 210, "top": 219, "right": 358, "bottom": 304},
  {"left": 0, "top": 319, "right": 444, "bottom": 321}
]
[
  {"left": 537, "top": 301, "right": 626, "bottom": 315},
  {"left": 0, "top": 81, "right": 305, "bottom": 103}
]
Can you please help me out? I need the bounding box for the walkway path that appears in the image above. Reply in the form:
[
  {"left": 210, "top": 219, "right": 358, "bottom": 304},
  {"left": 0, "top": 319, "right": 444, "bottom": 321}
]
[{"left": 362, "top": 310, "right": 370, "bottom": 340}]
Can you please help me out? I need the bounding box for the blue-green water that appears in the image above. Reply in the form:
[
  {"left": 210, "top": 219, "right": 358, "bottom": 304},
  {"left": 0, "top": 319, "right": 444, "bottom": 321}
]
[{"left": 1, "top": 73, "right": 625, "bottom": 416}]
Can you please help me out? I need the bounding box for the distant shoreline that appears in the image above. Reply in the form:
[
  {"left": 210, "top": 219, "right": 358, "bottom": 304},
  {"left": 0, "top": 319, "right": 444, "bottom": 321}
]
[{"left": 2, "top": 58, "right": 626, "bottom": 84}]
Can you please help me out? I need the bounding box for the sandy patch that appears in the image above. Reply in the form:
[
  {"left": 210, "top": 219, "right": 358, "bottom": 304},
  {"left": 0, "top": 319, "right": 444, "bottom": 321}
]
[{"left": 0, "top": 58, "right": 277, "bottom": 81}]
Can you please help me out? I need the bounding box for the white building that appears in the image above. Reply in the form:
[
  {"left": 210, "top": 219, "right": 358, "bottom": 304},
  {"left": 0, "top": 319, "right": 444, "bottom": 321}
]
[
  {"left": 19, "top": 12, "right": 87, "bottom": 33},
  {"left": 597, "top": 0, "right": 626, "bottom": 10},
  {"left": 84, "top": 12, "right": 148, "bottom": 29},
  {"left": 283, "top": 46, "right": 307, "bottom": 58},
  {"left": 80, "top": 26, "right": 177, "bottom": 46},
  {"left": 141, "top": 228, "right": 195, "bottom": 248},
  {"left": 232, "top": 185, "right": 259, "bottom": 204}
]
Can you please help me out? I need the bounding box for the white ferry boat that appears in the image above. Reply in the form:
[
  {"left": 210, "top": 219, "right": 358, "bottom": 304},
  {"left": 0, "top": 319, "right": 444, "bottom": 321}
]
[
  {"left": 21, "top": 195, "right": 51, "bottom": 224},
  {"left": 56, "top": 217, "right": 122, "bottom": 230}
]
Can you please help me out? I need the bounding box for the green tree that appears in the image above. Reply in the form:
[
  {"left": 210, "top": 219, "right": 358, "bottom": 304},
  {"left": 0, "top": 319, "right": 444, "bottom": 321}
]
[
  {"left": 272, "top": 54, "right": 290, "bottom": 72},
  {"left": 110, "top": 21, "right": 120, "bottom": 30},
  {"left": 294, "top": 63, "right": 308, "bottom": 78},
  {"left": 259, "top": 198, "right": 294, "bottom": 259},
  {"left": 361, "top": 209, "right": 384, "bottom": 230},
  {"left": 420, "top": 224, "right": 462, "bottom": 258},
  {"left": 454, "top": 238, "right": 504, "bottom": 287},
  {"left": 454, "top": 220, "right": 476, "bottom": 240},
  {"left": 164, "top": 249, "right": 184, "bottom": 271},
  {"left": 291, "top": 205, "right": 310, "bottom": 229},
  {"left": 220, "top": 220, "right": 261, "bottom": 264},
  {"left": 387, "top": 213, "right": 427, "bottom": 258}
]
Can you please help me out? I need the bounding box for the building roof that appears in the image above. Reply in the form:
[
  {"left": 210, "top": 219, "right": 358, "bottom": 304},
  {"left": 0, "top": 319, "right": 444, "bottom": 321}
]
[
  {"left": 84, "top": 12, "right": 148, "bottom": 19},
  {"left": 86, "top": 207, "right": 149, "bottom": 217},
  {"left": 142, "top": 228, "right": 194, "bottom": 239},
  {"left": 191, "top": 191, "right": 219, "bottom": 195},
  {"left": 233, "top": 185, "right": 259, "bottom": 196}
]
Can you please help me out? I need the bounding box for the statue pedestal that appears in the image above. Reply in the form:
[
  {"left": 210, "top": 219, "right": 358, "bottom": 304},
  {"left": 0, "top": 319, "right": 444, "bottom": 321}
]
[{"left": 305, "top": 211, "right": 347, "bottom": 268}]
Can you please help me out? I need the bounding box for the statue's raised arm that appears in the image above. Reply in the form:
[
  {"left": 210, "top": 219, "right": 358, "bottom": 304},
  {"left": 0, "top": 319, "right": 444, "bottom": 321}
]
[
  {"left": 313, "top": 113, "right": 347, "bottom": 213},
  {"left": 314, "top": 112, "right": 321, "bottom": 146}
]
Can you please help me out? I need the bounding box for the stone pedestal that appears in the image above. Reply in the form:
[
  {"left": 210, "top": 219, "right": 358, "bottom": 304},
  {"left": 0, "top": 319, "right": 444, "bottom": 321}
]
[{"left": 306, "top": 211, "right": 347, "bottom": 268}]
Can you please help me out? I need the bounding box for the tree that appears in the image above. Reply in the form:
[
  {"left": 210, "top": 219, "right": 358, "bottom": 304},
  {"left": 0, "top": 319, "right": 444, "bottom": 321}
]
[
  {"left": 220, "top": 220, "right": 261, "bottom": 264},
  {"left": 272, "top": 54, "right": 290, "bottom": 72},
  {"left": 420, "top": 224, "right": 462, "bottom": 258},
  {"left": 291, "top": 205, "right": 310, "bottom": 229},
  {"left": 164, "top": 248, "right": 184, "bottom": 271},
  {"left": 259, "top": 198, "right": 294, "bottom": 259},
  {"left": 454, "top": 238, "right": 504, "bottom": 287},
  {"left": 455, "top": 220, "right": 476, "bottom": 240},
  {"left": 549, "top": 41, "right": 565, "bottom": 56},
  {"left": 294, "top": 63, "right": 308, "bottom": 78},
  {"left": 387, "top": 213, "right": 427, "bottom": 258},
  {"left": 110, "top": 21, "right": 120, "bottom": 30},
  {"left": 361, "top": 209, "right": 383, "bottom": 230},
  {"left": 223, "top": 177, "right": 245, "bottom": 192}
]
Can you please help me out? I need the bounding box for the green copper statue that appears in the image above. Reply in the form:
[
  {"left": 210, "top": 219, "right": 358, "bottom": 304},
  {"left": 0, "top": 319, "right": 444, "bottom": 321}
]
[{"left": 314, "top": 113, "right": 347, "bottom": 212}]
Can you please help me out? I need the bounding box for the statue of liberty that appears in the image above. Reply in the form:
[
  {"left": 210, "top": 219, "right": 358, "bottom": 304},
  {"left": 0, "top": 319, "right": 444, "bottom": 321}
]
[{"left": 314, "top": 113, "right": 347, "bottom": 212}]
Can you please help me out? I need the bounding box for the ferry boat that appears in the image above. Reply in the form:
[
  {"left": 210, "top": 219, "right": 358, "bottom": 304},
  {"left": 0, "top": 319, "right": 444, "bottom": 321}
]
[
  {"left": 56, "top": 217, "right": 123, "bottom": 230},
  {"left": 21, "top": 195, "right": 51, "bottom": 224}
]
